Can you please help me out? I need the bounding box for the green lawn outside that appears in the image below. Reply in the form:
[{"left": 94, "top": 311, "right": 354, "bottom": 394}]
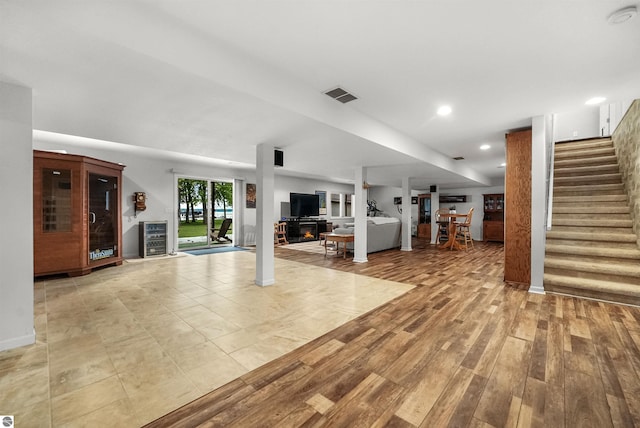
[
  {"left": 178, "top": 220, "right": 207, "bottom": 238},
  {"left": 178, "top": 219, "right": 232, "bottom": 238}
]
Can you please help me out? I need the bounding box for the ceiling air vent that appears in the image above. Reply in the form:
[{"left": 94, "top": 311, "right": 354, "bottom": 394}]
[
  {"left": 453, "top": 156, "right": 465, "bottom": 160},
  {"left": 324, "top": 87, "right": 358, "bottom": 104}
]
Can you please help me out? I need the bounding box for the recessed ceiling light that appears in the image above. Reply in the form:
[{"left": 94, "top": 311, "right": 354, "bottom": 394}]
[
  {"left": 608, "top": 6, "right": 637, "bottom": 24},
  {"left": 480, "top": 144, "right": 490, "bottom": 150},
  {"left": 585, "top": 96, "right": 606, "bottom": 105},
  {"left": 437, "top": 105, "right": 452, "bottom": 116},
  {"left": 498, "top": 162, "right": 506, "bottom": 168}
]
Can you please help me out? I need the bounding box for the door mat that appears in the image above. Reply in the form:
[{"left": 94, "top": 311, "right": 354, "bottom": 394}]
[{"left": 184, "top": 246, "right": 248, "bottom": 256}]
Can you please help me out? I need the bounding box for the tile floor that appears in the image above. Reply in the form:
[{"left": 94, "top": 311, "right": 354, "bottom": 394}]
[{"left": 0, "top": 251, "right": 413, "bottom": 427}]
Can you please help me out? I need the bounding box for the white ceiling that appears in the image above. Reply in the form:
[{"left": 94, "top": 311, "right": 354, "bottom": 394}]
[{"left": 2, "top": 1, "right": 639, "bottom": 189}]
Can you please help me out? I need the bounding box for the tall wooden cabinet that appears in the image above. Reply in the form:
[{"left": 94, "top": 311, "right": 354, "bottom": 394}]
[
  {"left": 483, "top": 193, "right": 504, "bottom": 242},
  {"left": 33, "top": 150, "right": 125, "bottom": 277},
  {"left": 417, "top": 194, "right": 432, "bottom": 240},
  {"left": 504, "top": 129, "right": 532, "bottom": 285}
]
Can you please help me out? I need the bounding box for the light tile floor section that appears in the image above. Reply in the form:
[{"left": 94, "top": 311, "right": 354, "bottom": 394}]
[{"left": 0, "top": 251, "right": 413, "bottom": 427}]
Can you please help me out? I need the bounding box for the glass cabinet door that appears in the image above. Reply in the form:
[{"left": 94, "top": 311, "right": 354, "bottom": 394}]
[
  {"left": 42, "top": 168, "right": 72, "bottom": 232},
  {"left": 419, "top": 195, "right": 431, "bottom": 224},
  {"left": 485, "top": 195, "right": 496, "bottom": 211},
  {"left": 88, "top": 172, "right": 118, "bottom": 262}
]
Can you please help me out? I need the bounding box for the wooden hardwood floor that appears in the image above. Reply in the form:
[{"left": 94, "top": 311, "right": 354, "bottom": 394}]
[{"left": 145, "top": 240, "right": 640, "bottom": 427}]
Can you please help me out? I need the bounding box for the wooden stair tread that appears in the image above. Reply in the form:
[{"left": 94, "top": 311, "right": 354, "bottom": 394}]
[
  {"left": 544, "top": 273, "right": 640, "bottom": 296},
  {"left": 545, "top": 257, "right": 640, "bottom": 277},
  {"left": 552, "top": 218, "right": 632, "bottom": 228},
  {"left": 554, "top": 138, "right": 612, "bottom": 151},
  {"left": 554, "top": 164, "right": 620, "bottom": 176},
  {"left": 554, "top": 147, "right": 615, "bottom": 159},
  {"left": 554, "top": 155, "right": 618, "bottom": 167},
  {"left": 554, "top": 183, "right": 623, "bottom": 190},
  {"left": 546, "top": 239, "right": 638, "bottom": 250},
  {"left": 553, "top": 206, "right": 629, "bottom": 214},
  {"left": 549, "top": 226, "right": 636, "bottom": 235},
  {"left": 552, "top": 212, "right": 630, "bottom": 219},
  {"left": 546, "top": 230, "right": 637, "bottom": 242},
  {"left": 546, "top": 243, "right": 640, "bottom": 259},
  {"left": 554, "top": 173, "right": 621, "bottom": 184},
  {"left": 553, "top": 194, "right": 627, "bottom": 203}
]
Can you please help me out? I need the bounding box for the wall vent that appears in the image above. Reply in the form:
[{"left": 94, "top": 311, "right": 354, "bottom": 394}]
[
  {"left": 324, "top": 87, "right": 358, "bottom": 103},
  {"left": 453, "top": 156, "right": 465, "bottom": 160}
]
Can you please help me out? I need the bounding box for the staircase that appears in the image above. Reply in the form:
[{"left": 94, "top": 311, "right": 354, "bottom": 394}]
[{"left": 544, "top": 137, "right": 640, "bottom": 306}]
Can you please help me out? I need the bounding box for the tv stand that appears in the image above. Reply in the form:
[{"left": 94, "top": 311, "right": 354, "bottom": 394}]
[{"left": 286, "top": 219, "right": 331, "bottom": 243}]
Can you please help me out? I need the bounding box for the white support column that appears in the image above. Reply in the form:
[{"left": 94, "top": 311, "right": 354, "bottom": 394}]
[
  {"left": 401, "top": 176, "right": 412, "bottom": 251},
  {"left": 530, "top": 115, "right": 547, "bottom": 294},
  {"left": 255, "top": 144, "right": 275, "bottom": 286},
  {"left": 353, "top": 167, "right": 368, "bottom": 263},
  {"left": 233, "top": 178, "right": 245, "bottom": 247},
  {"left": 0, "top": 82, "right": 35, "bottom": 351},
  {"left": 339, "top": 193, "right": 346, "bottom": 217}
]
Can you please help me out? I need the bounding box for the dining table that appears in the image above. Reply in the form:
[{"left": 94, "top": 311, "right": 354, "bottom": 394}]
[{"left": 438, "top": 212, "right": 469, "bottom": 251}]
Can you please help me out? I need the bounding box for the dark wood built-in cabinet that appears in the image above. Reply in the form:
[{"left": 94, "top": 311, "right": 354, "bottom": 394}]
[
  {"left": 417, "top": 194, "right": 431, "bottom": 240},
  {"left": 483, "top": 193, "right": 504, "bottom": 242},
  {"left": 33, "top": 150, "right": 125, "bottom": 277}
]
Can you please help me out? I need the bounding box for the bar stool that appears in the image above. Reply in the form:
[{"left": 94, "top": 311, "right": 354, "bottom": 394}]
[
  {"left": 455, "top": 207, "right": 474, "bottom": 250},
  {"left": 435, "top": 209, "right": 450, "bottom": 244}
]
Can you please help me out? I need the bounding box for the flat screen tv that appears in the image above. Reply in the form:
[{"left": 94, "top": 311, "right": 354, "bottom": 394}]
[{"left": 290, "top": 192, "right": 320, "bottom": 217}]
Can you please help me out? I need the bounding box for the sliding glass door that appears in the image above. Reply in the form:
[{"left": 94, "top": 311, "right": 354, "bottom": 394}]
[{"left": 177, "top": 178, "right": 233, "bottom": 250}]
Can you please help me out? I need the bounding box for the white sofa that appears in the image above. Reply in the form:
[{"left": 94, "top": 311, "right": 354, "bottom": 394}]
[{"left": 334, "top": 217, "right": 401, "bottom": 253}]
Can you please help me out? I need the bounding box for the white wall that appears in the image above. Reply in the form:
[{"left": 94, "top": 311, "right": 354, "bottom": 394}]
[
  {"left": 530, "top": 115, "right": 548, "bottom": 294},
  {"left": 369, "top": 183, "right": 505, "bottom": 241},
  {"left": 600, "top": 100, "right": 633, "bottom": 137},
  {"left": 368, "top": 185, "right": 420, "bottom": 232},
  {"left": 274, "top": 175, "right": 354, "bottom": 221},
  {"left": 32, "top": 135, "right": 356, "bottom": 253},
  {"left": 0, "top": 82, "right": 35, "bottom": 351},
  {"left": 554, "top": 106, "right": 601, "bottom": 141}
]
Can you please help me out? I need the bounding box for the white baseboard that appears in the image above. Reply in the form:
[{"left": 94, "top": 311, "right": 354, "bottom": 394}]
[
  {"left": 528, "top": 284, "right": 546, "bottom": 294},
  {"left": 0, "top": 329, "right": 36, "bottom": 352}
]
